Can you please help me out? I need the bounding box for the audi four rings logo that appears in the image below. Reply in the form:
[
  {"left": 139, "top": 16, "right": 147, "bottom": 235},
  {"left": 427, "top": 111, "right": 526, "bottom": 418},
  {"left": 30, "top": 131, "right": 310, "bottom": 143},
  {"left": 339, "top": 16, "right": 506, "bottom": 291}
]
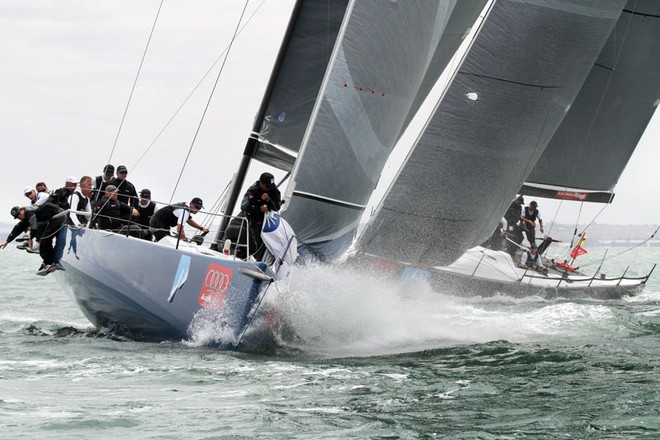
[
  {"left": 199, "top": 263, "right": 233, "bottom": 310},
  {"left": 204, "top": 269, "right": 230, "bottom": 293}
]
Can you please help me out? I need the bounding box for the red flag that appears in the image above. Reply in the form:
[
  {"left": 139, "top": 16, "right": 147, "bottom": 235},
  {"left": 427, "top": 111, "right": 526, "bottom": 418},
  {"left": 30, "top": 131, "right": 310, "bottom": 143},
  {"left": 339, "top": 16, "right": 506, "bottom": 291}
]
[{"left": 570, "top": 245, "right": 587, "bottom": 259}]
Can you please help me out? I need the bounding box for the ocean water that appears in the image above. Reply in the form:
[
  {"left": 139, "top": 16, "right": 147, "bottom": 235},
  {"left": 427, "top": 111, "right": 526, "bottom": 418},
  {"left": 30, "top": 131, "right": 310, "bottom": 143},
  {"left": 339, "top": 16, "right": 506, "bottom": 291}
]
[{"left": 1, "top": 245, "right": 659, "bottom": 439}]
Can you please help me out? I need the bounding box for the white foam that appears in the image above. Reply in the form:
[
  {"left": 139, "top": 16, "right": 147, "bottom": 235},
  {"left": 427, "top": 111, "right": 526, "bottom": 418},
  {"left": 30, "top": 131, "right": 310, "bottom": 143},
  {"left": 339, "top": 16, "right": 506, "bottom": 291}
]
[
  {"left": 264, "top": 263, "right": 621, "bottom": 357},
  {"left": 181, "top": 261, "right": 634, "bottom": 356}
]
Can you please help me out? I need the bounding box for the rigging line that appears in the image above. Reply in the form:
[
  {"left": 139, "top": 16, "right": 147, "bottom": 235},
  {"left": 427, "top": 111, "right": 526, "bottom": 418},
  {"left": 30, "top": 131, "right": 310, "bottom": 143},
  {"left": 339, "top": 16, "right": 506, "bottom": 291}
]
[
  {"left": 468, "top": 250, "right": 521, "bottom": 281},
  {"left": 601, "top": 224, "right": 660, "bottom": 261},
  {"left": 578, "top": 202, "right": 609, "bottom": 237},
  {"left": 199, "top": 180, "right": 231, "bottom": 230},
  {"left": 106, "top": 0, "right": 164, "bottom": 166},
  {"left": 131, "top": 0, "right": 268, "bottom": 171},
  {"left": 546, "top": 199, "right": 563, "bottom": 237},
  {"left": 565, "top": 202, "right": 584, "bottom": 259},
  {"left": 560, "top": 202, "right": 608, "bottom": 266},
  {"left": 235, "top": 274, "right": 275, "bottom": 348},
  {"left": 169, "top": 1, "right": 251, "bottom": 204}
]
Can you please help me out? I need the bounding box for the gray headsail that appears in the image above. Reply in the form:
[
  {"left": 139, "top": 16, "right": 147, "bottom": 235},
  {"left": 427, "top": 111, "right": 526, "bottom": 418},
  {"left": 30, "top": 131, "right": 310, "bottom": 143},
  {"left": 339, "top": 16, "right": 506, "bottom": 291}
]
[
  {"left": 522, "top": 0, "right": 660, "bottom": 204},
  {"left": 251, "top": 0, "right": 350, "bottom": 171},
  {"left": 356, "top": 0, "right": 626, "bottom": 267},
  {"left": 214, "top": 0, "right": 351, "bottom": 246},
  {"left": 281, "top": 0, "right": 489, "bottom": 260}
]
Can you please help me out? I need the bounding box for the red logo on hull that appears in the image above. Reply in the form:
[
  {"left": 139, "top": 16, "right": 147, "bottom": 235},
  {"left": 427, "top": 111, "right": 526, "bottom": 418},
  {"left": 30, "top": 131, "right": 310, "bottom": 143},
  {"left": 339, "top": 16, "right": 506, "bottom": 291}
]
[{"left": 199, "top": 263, "right": 233, "bottom": 311}]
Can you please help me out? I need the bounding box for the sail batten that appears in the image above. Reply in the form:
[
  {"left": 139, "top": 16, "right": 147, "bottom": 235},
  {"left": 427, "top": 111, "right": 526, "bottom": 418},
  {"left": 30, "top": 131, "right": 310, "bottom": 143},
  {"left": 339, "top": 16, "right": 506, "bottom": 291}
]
[
  {"left": 279, "top": 0, "right": 489, "bottom": 260},
  {"left": 291, "top": 191, "right": 367, "bottom": 210},
  {"left": 461, "top": 72, "right": 564, "bottom": 89},
  {"left": 356, "top": 0, "right": 627, "bottom": 267},
  {"left": 523, "top": 0, "right": 660, "bottom": 203},
  {"left": 251, "top": 0, "right": 351, "bottom": 172}
]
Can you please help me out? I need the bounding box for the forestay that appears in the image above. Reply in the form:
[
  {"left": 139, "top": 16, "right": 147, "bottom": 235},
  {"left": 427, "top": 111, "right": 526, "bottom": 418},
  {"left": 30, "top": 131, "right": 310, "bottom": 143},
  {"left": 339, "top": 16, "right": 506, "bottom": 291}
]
[
  {"left": 281, "top": 0, "right": 489, "bottom": 260},
  {"left": 356, "top": 0, "right": 626, "bottom": 267},
  {"left": 522, "top": 0, "right": 660, "bottom": 204}
]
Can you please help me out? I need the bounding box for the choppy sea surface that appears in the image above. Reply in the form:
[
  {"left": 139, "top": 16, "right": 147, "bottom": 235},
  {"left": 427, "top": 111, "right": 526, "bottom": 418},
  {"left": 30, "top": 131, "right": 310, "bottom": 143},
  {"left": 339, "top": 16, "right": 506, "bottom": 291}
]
[{"left": 1, "top": 244, "right": 659, "bottom": 439}]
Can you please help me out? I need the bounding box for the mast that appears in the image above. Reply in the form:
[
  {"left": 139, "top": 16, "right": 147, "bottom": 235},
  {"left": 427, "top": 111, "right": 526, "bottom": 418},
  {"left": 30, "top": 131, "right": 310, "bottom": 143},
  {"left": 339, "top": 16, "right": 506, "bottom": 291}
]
[{"left": 213, "top": 0, "right": 305, "bottom": 249}]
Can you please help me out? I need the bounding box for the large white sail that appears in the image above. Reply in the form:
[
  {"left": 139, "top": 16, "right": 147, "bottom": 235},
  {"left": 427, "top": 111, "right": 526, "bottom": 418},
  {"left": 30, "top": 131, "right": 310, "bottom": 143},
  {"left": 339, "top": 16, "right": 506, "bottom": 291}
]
[
  {"left": 280, "top": 0, "right": 488, "bottom": 260},
  {"left": 356, "top": 0, "right": 627, "bottom": 267},
  {"left": 522, "top": 0, "right": 660, "bottom": 203}
]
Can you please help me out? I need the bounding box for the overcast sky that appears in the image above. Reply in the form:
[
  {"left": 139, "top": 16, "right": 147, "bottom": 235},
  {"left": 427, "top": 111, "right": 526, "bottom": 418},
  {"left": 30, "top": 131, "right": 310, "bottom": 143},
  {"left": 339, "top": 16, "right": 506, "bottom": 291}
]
[{"left": 1, "top": 1, "right": 658, "bottom": 228}]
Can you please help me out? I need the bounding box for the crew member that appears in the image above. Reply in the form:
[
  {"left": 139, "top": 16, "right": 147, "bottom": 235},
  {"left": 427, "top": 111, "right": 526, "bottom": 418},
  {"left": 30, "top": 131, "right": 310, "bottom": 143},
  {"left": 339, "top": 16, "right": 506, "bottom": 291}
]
[
  {"left": 109, "top": 165, "right": 138, "bottom": 207},
  {"left": 519, "top": 243, "right": 545, "bottom": 273},
  {"left": 149, "top": 198, "right": 208, "bottom": 242},
  {"left": 0, "top": 204, "right": 67, "bottom": 275},
  {"left": 521, "top": 200, "right": 543, "bottom": 246},
  {"left": 133, "top": 188, "right": 156, "bottom": 227},
  {"left": 239, "top": 172, "right": 281, "bottom": 259},
  {"left": 503, "top": 195, "right": 524, "bottom": 255},
  {"left": 68, "top": 176, "right": 93, "bottom": 226},
  {"left": 47, "top": 176, "right": 78, "bottom": 211},
  {"left": 92, "top": 164, "right": 115, "bottom": 202},
  {"left": 92, "top": 185, "right": 138, "bottom": 230}
]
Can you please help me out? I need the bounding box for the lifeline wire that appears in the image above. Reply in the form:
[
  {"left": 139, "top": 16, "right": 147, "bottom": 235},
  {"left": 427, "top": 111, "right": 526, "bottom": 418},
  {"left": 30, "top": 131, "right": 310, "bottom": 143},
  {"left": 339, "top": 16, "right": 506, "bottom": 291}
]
[{"left": 579, "top": 224, "right": 660, "bottom": 267}]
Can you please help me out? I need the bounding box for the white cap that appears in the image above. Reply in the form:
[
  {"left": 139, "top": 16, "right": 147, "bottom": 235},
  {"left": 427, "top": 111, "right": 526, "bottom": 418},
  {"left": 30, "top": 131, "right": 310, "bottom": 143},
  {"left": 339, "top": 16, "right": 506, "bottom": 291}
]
[
  {"left": 65, "top": 176, "right": 79, "bottom": 184},
  {"left": 23, "top": 186, "right": 35, "bottom": 195}
]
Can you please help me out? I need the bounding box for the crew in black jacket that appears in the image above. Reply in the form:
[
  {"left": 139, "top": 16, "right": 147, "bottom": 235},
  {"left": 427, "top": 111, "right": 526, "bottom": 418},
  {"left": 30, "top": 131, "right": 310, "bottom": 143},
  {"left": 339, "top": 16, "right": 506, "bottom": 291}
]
[
  {"left": 133, "top": 188, "right": 156, "bottom": 227},
  {"left": 149, "top": 198, "right": 208, "bottom": 242},
  {"left": 109, "top": 165, "right": 138, "bottom": 207},
  {"left": 239, "top": 172, "right": 281, "bottom": 259},
  {"left": 47, "top": 176, "right": 78, "bottom": 211},
  {"left": 0, "top": 203, "right": 67, "bottom": 274},
  {"left": 92, "top": 164, "right": 114, "bottom": 203},
  {"left": 92, "top": 185, "right": 138, "bottom": 230}
]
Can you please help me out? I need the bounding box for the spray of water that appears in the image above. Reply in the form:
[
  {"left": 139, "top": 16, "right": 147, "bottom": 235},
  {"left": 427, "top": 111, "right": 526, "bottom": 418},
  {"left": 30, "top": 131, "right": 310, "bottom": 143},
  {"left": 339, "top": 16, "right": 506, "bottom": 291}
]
[
  {"left": 258, "top": 263, "right": 620, "bottom": 357},
  {"left": 185, "top": 261, "right": 636, "bottom": 357}
]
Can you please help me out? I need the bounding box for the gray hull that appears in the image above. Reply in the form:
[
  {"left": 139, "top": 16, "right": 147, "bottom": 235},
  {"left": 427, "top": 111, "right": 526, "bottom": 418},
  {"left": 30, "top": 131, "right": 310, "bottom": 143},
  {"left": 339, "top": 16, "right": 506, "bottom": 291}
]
[
  {"left": 357, "top": 247, "right": 648, "bottom": 301},
  {"left": 55, "top": 227, "right": 273, "bottom": 347},
  {"left": 426, "top": 267, "right": 646, "bottom": 301}
]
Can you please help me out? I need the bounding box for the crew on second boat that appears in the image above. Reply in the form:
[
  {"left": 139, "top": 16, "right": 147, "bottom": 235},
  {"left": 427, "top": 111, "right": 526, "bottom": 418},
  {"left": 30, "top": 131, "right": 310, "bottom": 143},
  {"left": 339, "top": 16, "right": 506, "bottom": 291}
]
[
  {"left": 519, "top": 243, "right": 546, "bottom": 273},
  {"left": 520, "top": 200, "right": 543, "bottom": 246}
]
